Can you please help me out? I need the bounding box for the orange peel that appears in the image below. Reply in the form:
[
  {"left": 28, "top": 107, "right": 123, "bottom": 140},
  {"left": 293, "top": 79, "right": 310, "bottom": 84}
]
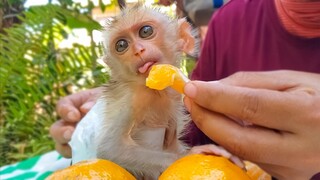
[
  {"left": 159, "top": 154, "right": 252, "bottom": 180},
  {"left": 146, "top": 64, "right": 189, "bottom": 94},
  {"left": 47, "top": 159, "right": 136, "bottom": 180}
]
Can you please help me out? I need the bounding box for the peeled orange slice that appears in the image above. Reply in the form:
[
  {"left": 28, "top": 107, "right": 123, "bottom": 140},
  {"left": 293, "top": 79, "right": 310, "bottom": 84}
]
[
  {"left": 245, "top": 161, "right": 272, "bottom": 180},
  {"left": 146, "top": 64, "right": 189, "bottom": 94}
]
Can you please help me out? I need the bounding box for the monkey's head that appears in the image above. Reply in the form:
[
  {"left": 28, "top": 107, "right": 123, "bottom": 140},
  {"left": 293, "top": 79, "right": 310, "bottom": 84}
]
[{"left": 102, "top": 4, "right": 197, "bottom": 84}]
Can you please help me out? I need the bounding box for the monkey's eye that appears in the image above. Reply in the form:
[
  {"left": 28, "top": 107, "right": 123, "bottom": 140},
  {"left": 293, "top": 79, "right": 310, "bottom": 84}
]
[
  {"left": 139, "top": 25, "right": 153, "bottom": 38},
  {"left": 115, "top": 39, "right": 128, "bottom": 52}
]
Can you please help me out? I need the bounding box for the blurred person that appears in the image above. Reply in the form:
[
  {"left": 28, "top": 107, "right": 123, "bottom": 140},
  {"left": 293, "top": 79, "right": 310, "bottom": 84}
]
[
  {"left": 158, "top": 0, "right": 227, "bottom": 26},
  {"left": 183, "top": 0, "right": 320, "bottom": 179},
  {"left": 158, "top": 0, "right": 228, "bottom": 41}
]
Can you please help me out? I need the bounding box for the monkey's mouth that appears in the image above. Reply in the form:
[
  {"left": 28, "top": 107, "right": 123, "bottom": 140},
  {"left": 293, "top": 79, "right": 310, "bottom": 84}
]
[{"left": 138, "top": 61, "right": 156, "bottom": 74}]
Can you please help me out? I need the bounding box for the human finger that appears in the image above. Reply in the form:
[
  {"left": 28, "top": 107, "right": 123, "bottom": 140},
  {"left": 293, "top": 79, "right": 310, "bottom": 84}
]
[
  {"left": 56, "top": 98, "right": 82, "bottom": 123},
  {"left": 80, "top": 101, "right": 96, "bottom": 115},
  {"left": 220, "top": 71, "right": 297, "bottom": 90},
  {"left": 55, "top": 143, "right": 72, "bottom": 158},
  {"left": 56, "top": 88, "right": 101, "bottom": 122},
  {"left": 184, "top": 97, "right": 289, "bottom": 164},
  {"left": 50, "top": 120, "right": 75, "bottom": 144},
  {"left": 184, "top": 81, "right": 306, "bottom": 131},
  {"left": 220, "top": 70, "right": 320, "bottom": 92}
]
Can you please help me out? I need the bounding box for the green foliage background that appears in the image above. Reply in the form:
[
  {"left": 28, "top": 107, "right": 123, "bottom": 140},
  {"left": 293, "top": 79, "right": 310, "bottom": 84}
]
[{"left": 0, "top": 1, "right": 112, "bottom": 166}]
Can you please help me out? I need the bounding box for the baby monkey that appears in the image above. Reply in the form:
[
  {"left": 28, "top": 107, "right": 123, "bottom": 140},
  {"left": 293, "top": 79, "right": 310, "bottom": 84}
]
[{"left": 96, "top": 4, "right": 241, "bottom": 179}]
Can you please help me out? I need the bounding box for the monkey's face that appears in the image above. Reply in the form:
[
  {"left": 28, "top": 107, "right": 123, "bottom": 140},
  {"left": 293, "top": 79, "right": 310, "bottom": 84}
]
[
  {"left": 108, "top": 22, "right": 181, "bottom": 79},
  {"left": 103, "top": 7, "right": 182, "bottom": 82}
]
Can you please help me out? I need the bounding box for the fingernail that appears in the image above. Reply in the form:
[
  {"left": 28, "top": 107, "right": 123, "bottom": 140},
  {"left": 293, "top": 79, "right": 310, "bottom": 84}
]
[
  {"left": 184, "top": 97, "right": 191, "bottom": 112},
  {"left": 67, "top": 111, "right": 78, "bottom": 121},
  {"left": 217, "top": 148, "right": 232, "bottom": 158},
  {"left": 63, "top": 129, "right": 73, "bottom": 141},
  {"left": 230, "top": 156, "right": 245, "bottom": 170},
  {"left": 184, "top": 82, "right": 197, "bottom": 98},
  {"left": 81, "top": 101, "right": 95, "bottom": 113}
]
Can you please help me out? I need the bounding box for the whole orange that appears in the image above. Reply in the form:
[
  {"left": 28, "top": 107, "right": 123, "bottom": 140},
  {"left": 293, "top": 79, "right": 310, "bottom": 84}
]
[
  {"left": 159, "top": 154, "right": 251, "bottom": 180},
  {"left": 46, "top": 159, "right": 136, "bottom": 180}
]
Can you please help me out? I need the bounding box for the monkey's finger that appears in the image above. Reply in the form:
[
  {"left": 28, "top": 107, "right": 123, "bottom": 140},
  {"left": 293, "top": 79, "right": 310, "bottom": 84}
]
[
  {"left": 184, "top": 81, "right": 300, "bottom": 131},
  {"left": 56, "top": 88, "right": 102, "bottom": 122},
  {"left": 229, "top": 156, "right": 246, "bottom": 170},
  {"left": 189, "top": 144, "right": 232, "bottom": 158},
  {"left": 189, "top": 144, "right": 245, "bottom": 169},
  {"left": 186, "top": 98, "right": 286, "bottom": 164},
  {"left": 50, "top": 120, "right": 75, "bottom": 144},
  {"left": 55, "top": 143, "right": 72, "bottom": 158}
]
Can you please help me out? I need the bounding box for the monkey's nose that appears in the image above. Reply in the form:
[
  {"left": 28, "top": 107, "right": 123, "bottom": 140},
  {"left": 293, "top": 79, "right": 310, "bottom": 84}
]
[
  {"left": 134, "top": 44, "right": 145, "bottom": 56},
  {"left": 134, "top": 49, "right": 145, "bottom": 56}
]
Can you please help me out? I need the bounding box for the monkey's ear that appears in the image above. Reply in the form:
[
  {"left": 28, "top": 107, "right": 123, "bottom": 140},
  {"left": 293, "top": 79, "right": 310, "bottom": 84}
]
[{"left": 178, "top": 18, "right": 196, "bottom": 56}]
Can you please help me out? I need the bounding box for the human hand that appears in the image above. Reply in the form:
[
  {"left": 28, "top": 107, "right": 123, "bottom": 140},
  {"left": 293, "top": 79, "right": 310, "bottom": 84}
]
[
  {"left": 50, "top": 87, "right": 103, "bottom": 158},
  {"left": 183, "top": 70, "right": 320, "bottom": 179}
]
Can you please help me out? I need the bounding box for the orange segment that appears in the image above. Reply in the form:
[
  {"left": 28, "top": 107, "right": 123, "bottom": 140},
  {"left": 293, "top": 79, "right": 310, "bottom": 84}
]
[
  {"left": 245, "top": 161, "right": 272, "bottom": 180},
  {"left": 171, "top": 68, "right": 190, "bottom": 94},
  {"left": 47, "top": 159, "right": 136, "bottom": 180},
  {"left": 146, "top": 64, "right": 189, "bottom": 94},
  {"left": 159, "top": 154, "right": 252, "bottom": 180}
]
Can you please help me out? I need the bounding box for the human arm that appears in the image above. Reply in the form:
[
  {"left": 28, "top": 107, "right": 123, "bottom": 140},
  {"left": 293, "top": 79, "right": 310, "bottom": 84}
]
[
  {"left": 49, "top": 87, "right": 103, "bottom": 158},
  {"left": 183, "top": 70, "right": 320, "bottom": 180}
]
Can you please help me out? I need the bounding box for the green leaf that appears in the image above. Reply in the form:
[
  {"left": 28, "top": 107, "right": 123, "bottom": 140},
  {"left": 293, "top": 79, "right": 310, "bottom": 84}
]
[
  {"left": 99, "top": 0, "right": 106, "bottom": 12},
  {"left": 0, "top": 3, "right": 107, "bottom": 166},
  {"left": 65, "top": 13, "right": 101, "bottom": 31}
]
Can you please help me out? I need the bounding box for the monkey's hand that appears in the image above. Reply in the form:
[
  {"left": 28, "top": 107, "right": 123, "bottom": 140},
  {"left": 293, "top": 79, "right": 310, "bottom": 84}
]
[
  {"left": 189, "top": 144, "right": 245, "bottom": 170},
  {"left": 146, "top": 64, "right": 189, "bottom": 94}
]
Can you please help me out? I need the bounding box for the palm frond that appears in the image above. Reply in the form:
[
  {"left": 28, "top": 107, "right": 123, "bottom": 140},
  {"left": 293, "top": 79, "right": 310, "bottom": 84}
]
[{"left": 0, "top": 4, "right": 108, "bottom": 166}]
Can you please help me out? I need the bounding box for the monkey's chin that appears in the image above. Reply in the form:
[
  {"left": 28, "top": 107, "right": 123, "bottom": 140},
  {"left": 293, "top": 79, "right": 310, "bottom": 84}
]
[{"left": 138, "top": 72, "right": 150, "bottom": 78}]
